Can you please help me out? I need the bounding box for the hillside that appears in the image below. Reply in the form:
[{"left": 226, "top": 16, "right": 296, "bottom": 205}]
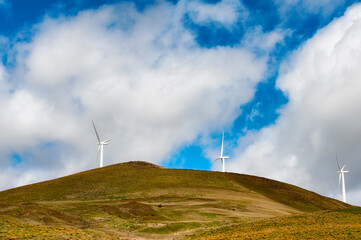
[
  {"left": 0, "top": 161, "right": 355, "bottom": 239},
  {"left": 188, "top": 207, "right": 361, "bottom": 239}
]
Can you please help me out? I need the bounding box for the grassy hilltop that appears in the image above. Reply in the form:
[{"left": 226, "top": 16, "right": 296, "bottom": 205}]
[{"left": 0, "top": 161, "right": 359, "bottom": 239}]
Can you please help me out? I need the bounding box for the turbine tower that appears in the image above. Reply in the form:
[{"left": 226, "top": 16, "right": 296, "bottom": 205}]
[
  {"left": 92, "top": 120, "right": 111, "bottom": 168},
  {"left": 214, "top": 132, "right": 229, "bottom": 172},
  {"left": 336, "top": 155, "right": 349, "bottom": 203}
]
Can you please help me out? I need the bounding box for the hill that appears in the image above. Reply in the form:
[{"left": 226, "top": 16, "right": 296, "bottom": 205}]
[{"left": 0, "top": 161, "right": 356, "bottom": 239}]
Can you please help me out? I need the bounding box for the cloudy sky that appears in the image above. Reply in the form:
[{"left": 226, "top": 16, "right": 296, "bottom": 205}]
[{"left": 1, "top": 0, "right": 361, "bottom": 205}]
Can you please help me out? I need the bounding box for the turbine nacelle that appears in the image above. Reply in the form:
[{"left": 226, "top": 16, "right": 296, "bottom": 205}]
[
  {"left": 337, "top": 165, "right": 349, "bottom": 174},
  {"left": 98, "top": 139, "right": 111, "bottom": 145}
]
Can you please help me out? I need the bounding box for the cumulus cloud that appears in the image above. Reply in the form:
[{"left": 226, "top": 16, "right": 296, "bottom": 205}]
[
  {"left": 228, "top": 3, "right": 361, "bottom": 206},
  {"left": 0, "top": 1, "right": 273, "bottom": 190}
]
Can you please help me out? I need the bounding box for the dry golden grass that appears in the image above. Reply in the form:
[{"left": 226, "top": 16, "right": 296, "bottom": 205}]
[{"left": 188, "top": 207, "right": 361, "bottom": 239}]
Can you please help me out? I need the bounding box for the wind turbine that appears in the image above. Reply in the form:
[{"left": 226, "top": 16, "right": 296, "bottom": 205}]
[
  {"left": 92, "top": 120, "right": 111, "bottom": 168},
  {"left": 336, "top": 155, "right": 349, "bottom": 203},
  {"left": 214, "top": 132, "right": 229, "bottom": 172}
]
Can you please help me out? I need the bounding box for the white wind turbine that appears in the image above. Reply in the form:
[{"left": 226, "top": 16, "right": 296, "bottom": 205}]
[
  {"left": 336, "top": 155, "right": 349, "bottom": 203},
  {"left": 214, "top": 132, "right": 229, "bottom": 172},
  {"left": 92, "top": 120, "right": 111, "bottom": 168}
]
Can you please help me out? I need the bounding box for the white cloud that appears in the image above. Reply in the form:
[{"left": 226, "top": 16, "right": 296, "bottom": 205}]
[
  {"left": 228, "top": 3, "right": 361, "bottom": 205},
  {"left": 242, "top": 27, "right": 291, "bottom": 54},
  {"left": 275, "top": 0, "right": 346, "bottom": 19},
  {"left": 0, "top": 61, "right": 7, "bottom": 92},
  {"left": 0, "top": 1, "right": 272, "bottom": 190},
  {"left": 187, "top": 0, "right": 244, "bottom": 27}
]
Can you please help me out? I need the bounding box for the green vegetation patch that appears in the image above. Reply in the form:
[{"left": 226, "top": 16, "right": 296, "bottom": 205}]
[{"left": 198, "top": 212, "right": 217, "bottom": 219}]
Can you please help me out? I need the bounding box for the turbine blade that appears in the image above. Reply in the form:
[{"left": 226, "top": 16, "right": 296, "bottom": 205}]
[
  {"left": 339, "top": 173, "right": 341, "bottom": 190},
  {"left": 104, "top": 139, "right": 112, "bottom": 143},
  {"left": 92, "top": 120, "right": 101, "bottom": 143},
  {"left": 221, "top": 132, "right": 224, "bottom": 157},
  {"left": 341, "top": 165, "right": 345, "bottom": 171},
  {"left": 336, "top": 154, "right": 341, "bottom": 171}
]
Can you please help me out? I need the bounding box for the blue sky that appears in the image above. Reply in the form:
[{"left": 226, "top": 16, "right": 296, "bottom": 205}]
[{"left": 1, "top": 0, "right": 361, "bottom": 205}]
